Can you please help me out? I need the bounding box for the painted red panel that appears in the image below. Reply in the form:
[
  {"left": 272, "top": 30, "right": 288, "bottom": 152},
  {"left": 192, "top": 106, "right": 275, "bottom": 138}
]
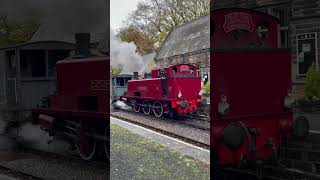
[
  {"left": 53, "top": 57, "right": 109, "bottom": 113},
  {"left": 212, "top": 50, "right": 292, "bottom": 118},
  {"left": 127, "top": 78, "right": 163, "bottom": 99},
  {"left": 211, "top": 8, "right": 279, "bottom": 49}
]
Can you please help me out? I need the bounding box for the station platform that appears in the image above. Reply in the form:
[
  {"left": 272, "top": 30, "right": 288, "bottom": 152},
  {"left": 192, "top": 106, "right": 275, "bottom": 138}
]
[{"left": 110, "top": 117, "right": 210, "bottom": 180}]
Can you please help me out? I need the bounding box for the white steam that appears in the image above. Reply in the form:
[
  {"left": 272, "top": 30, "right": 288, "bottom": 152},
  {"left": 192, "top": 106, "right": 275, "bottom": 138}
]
[
  {"left": 17, "top": 123, "right": 70, "bottom": 153},
  {"left": 113, "top": 100, "right": 131, "bottom": 111},
  {"left": 110, "top": 29, "right": 144, "bottom": 74}
]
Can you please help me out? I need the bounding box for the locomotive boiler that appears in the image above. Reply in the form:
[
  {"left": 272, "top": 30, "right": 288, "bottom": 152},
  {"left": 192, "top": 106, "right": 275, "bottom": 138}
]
[
  {"left": 32, "top": 33, "right": 109, "bottom": 160},
  {"left": 119, "top": 64, "right": 203, "bottom": 118},
  {"left": 211, "top": 8, "right": 310, "bottom": 173}
]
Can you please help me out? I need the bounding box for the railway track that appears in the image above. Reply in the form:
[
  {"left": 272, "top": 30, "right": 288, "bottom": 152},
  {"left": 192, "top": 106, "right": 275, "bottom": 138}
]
[
  {"left": 113, "top": 107, "right": 210, "bottom": 131},
  {"left": 0, "top": 163, "right": 46, "bottom": 180},
  {"left": 0, "top": 133, "right": 109, "bottom": 179},
  {"left": 110, "top": 113, "right": 210, "bottom": 149},
  {"left": 215, "top": 164, "right": 320, "bottom": 180},
  {"left": 280, "top": 139, "right": 320, "bottom": 174}
]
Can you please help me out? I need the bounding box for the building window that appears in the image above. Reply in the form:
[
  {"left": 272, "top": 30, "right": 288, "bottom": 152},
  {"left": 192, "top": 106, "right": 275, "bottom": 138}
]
[
  {"left": 296, "top": 33, "right": 318, "bottom": 76},
  {"left": 116, "top": 77, "right": 125, "bottom": 86},
  {"left": 21, "top": 50, "right": 46, "bottom": 78},
  {"left": 48, "top": 50, "right": 70, "bottom": 77},
  {"left": 124, "top": 77, "right": 132, "bottom": 86}
]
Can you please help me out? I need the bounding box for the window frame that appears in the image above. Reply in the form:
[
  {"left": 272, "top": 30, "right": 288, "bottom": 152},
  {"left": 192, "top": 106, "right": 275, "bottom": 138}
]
[{"left": 296, "top": 32, "right": 318, "bottom": 76}]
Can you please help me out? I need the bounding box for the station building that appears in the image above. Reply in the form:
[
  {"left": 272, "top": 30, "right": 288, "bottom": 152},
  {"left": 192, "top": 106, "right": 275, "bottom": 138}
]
[
  {"left": 0, "top": 22, "right": 106, "bottom": 121},
  {"left": 155, "top": 15, "right": 210, "bottom": 85}
]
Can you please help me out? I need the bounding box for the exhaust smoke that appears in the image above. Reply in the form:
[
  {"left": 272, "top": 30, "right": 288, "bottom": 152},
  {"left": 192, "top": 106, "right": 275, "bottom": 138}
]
[{"left": 110, "top": 29, "right": 144, "bottom": 74}]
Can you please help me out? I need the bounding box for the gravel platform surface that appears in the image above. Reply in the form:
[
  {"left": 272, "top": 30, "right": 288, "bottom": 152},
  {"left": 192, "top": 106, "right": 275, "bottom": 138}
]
[
  {"left": 110, "top": 124, "right": 210, "bottom": 180},
  {"left": 111, "top": 110, "right": 210, "bottom": 145},
  {"left": 0, "top": 150, "right": 109, "bottom": 180},
  {"left": 2, "top": 158, "right": 108, "bottom": 180}
]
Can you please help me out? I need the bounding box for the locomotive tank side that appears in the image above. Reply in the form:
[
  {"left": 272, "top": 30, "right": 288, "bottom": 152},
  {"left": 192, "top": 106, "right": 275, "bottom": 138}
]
[{"left": 53, "top": 57, "right": 109, "bottom": 113}]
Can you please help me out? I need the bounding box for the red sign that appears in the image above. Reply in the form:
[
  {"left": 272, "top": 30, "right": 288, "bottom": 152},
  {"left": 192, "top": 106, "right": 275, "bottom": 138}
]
[
  {"left": 223, "top": 12, "right": 255, "bottom": 33},
  {"left": 180, "top": 65, "right": 190, "bottom": 72}
]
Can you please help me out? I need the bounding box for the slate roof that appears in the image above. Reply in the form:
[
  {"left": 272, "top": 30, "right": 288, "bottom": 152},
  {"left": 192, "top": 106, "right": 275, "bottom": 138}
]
[
  {"left": 28, "top": 21, "right": 106, "bottom": 44},
  {"left": 156, "top": 15, "right": 209, "bottom": 60}
]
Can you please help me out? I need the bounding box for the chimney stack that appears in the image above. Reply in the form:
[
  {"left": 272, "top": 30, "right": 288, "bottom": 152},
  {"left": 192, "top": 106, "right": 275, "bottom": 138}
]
[
  {"left": 75, "top": 33, "right": 90, "bottom": 56},
  {"left": 133, "top": 72, "right": 139, "bottom": 80}
]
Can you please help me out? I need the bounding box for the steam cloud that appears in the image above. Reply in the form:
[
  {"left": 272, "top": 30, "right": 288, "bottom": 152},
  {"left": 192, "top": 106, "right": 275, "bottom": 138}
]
[
  {"left": 110, "top": 29, "right": 144, "bottom": 74},
  {"left": 113, "top": 100, "right": 131, "bottom": 111},
  {"left": 0, "top": 0, "right": 107, "bottom": 32},
  {"left": 17, "top": 123, "right": 70, "bottom": 153}
]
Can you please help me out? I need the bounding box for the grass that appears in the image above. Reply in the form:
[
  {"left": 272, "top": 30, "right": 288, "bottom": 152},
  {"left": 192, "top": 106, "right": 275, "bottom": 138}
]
[{"left": 110, "top": 124, "right": 210, "bottom": 180}]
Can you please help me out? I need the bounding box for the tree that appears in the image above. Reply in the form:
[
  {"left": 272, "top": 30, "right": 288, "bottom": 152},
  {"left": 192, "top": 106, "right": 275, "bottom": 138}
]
[
  {"left": 305, "top": 64, "right": 320, "bottom": 99},
  {"left": 122, "top": 0, "right": 210, "bottom": 53},
  {"left": 111, "top": 65, "right": 123, "bottom": 77},
  {"left": 0, "top": 16, "right": 39, "bottom": 48},
  {"left": 118, "top": 25, "right": 155, "bottom": 55}
]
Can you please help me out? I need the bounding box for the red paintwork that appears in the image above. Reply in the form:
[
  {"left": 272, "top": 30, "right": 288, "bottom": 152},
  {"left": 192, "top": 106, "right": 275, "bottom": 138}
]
[
  {"left": 51, "top": 57, "right": 109, "bottom": 113},
  {"left": 211, "top": 8, "right": 279, "bottom": 49},
  {"left": 32, "top": 57, "right": 109, "bottom": 124},
  {"left": 211, "top": 8, "right": 293, "bottom": 167},
  {"left": 124, "top": 64, "right": 202, "bottom": 115}
]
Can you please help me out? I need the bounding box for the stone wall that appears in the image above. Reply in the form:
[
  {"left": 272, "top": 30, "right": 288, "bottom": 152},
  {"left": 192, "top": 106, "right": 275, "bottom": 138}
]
[
  {"left": 155, "top": 49, "right": 210, "bottom": 69},
  {"left": 155, "top": 49, "right": 210, "bottom": 82}
]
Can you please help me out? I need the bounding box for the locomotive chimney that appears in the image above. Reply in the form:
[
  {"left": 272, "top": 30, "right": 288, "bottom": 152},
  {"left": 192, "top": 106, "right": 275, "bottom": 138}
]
[
  {"left": 75, "top": 33, "right": 90, "bottom": 56},
  {"left": 133, "top": 72, "right": 139, "bottom": 80}
]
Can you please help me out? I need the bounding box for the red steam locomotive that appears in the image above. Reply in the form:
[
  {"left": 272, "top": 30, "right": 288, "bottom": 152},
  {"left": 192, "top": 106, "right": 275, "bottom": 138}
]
[
  {"left": 120, "top": 64, "right": 203, "bottom": 118},
  {"left": 32, "top": 34, "right": 109, "bottom": 161},
  {"left": 211, "top": 8, "right": 309, "bottom": 172}
]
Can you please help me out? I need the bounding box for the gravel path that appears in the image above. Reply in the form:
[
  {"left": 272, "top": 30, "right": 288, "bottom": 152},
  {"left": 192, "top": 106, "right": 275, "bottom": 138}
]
[
  {"left": 0, "top": 150, "right": 109, "bottom": 180},
  {"left": 110, "top": 124, "right": 210, "bottom": 180},
  {"left": 111, "top": 110, "right": 210, "bottom": 145},
  {"left": 2, "top": 157, "right": 108, "bottom": 180}
]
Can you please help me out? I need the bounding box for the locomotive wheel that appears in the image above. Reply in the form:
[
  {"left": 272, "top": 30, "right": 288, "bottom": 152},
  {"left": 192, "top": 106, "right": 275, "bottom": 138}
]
[
  {"left": 142, "top": 101, "right": 151, "bottom": 114},
  {"left": 134, "top": 103, "right": 141, "bottom": 112},
  {"left": 76, "top": 138, "right": 97, "bottom": 160},
  {"left": 153, "top": 101, "right": 163, "bottom": 118}
]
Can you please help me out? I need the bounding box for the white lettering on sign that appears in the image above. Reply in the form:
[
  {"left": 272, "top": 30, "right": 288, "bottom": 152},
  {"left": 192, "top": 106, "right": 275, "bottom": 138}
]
[{"left": 91, "top": 80, "right": 108, "bottom": 90}]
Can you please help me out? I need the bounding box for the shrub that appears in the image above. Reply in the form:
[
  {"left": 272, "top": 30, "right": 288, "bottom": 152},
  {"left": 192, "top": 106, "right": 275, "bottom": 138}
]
[
  {"left": 204, "top": 83, "right": 210, "bottom": 94},
  {"left": 304, "top": 64, "right": 320, "bottom": 99}
]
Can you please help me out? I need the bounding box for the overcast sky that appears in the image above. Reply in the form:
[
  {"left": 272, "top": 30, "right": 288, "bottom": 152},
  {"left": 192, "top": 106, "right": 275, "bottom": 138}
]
[{"left": 110, "top": 0, "right": 141, "bottom": 31}]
